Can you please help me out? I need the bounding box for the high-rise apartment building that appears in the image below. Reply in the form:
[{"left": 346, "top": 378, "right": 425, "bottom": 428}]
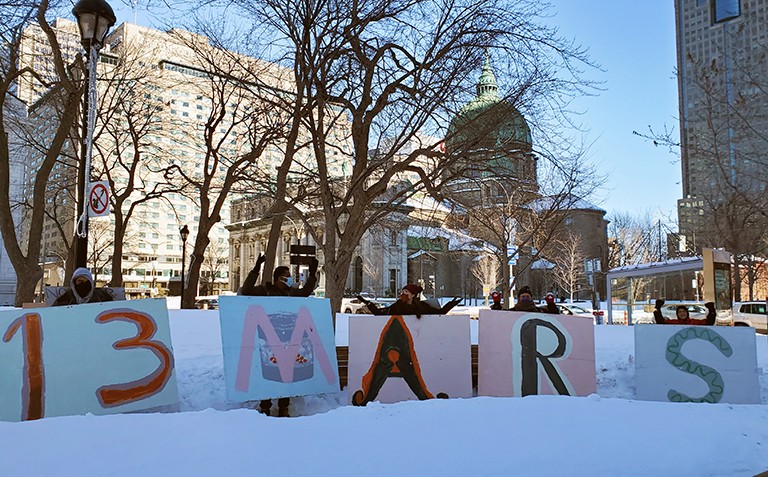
[
  {"left": 18, "top": 20, "right": 318, "bottom": 297},
  {"left": 674, "top": 0, "right": 768, "bottom": 247}
]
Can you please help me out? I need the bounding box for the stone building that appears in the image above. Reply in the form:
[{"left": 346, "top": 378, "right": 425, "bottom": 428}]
[
  {"left": 17, "top": 20, "right": 298, "bottom": 297},
  {"left": 674, "top": 0, "right": 768, "bottom": 246}
]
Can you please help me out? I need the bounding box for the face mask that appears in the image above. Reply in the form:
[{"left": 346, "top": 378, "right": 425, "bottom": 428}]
[
  {"left": 74, "top": 280, "right": 92, "bottom": 298},
  {"left": 520, "top": 295, "right": 532, "bottom": 303},
  {"left": 282, "top": 276, "right": 294, "bottom": 287}
]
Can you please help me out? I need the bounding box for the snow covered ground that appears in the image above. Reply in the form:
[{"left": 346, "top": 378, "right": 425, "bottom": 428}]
[{"left": 1, "top": 310, "right": 767, "bottom": 476}]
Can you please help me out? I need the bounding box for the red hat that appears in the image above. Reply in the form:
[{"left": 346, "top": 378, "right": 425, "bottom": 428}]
[
  {"left": 403, "top": 284, "right": 423, "bottom": 295},
  {"left": 490, "top": 291, "right": 501, "bottom": 302}
]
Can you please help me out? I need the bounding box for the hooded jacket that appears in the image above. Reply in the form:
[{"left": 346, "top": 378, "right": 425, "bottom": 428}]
[{"left": 51, "top": 267, "right": 114, "bottom": 306}]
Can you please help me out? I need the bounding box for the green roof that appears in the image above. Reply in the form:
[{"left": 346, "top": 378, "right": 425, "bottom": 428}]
[{"left": 446, "top": 56, "right": 532, "bottom": 154}]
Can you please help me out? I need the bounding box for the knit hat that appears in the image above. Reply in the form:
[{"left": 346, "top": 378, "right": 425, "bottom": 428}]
[
  {"left": 517, "top": 286, "right": 532, "bottom": 297},
  {"left": 403, "top": 284, "right": 423, "bottom": 295}
]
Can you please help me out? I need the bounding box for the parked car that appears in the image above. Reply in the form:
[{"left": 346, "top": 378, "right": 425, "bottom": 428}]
[
  {"left": 733, "top": 301, "right": 767, "bottom": 333},
  {"left": 557, "top": 303, "right": 595, "bottom": 318},
  {"left": 536, "top": 303, "right": 605, "bottom": 324},
  {"left": 340, "top": 297, "right": 374, "bottom": 314},
  {"left": 194, "top": 298, "right": 219, "bottom": 310}
]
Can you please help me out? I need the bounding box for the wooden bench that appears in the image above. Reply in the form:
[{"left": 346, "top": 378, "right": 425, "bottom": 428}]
[{"left": 335, "top": 345, "right": 479, "bottom": 390}]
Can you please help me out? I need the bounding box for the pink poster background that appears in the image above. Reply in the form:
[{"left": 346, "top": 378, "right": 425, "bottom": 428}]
[
  {"left": 347, "top": 314, "right": 473, "bottom": 404},
  {"left": 477, "top": 310, "right": 596, "bottom": 397}
]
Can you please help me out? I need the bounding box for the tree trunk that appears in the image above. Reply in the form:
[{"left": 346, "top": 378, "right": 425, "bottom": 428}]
[
  {"left": 733, "top": 257, "right": 743, "bottom": 303},
  {"left": 181, "top": 228, "right": 212, "bottom": 309},
  {"left": 13, "top": 264, "right": 43, "bottom": 306},
  {"left": 502, "top": 257, "right": 511, "bottom": 309},
  {"left": 110, "top": 211, "right": 126, "bottom": 287}
]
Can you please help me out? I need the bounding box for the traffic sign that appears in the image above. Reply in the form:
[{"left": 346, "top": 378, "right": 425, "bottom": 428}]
[{"left": 88, "top": 181, "right": 110, "bottom": 217}]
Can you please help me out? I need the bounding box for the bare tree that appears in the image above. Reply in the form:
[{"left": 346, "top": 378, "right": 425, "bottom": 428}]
[
  {"left": 195, "top": 0, "right": 597, "bottom": 317},
  {"left": 551, "top": 230, "right": 586, "bottom": 302},
  {"left": 638, "top": 29, "right": 768, "bottom": 302},
  {"left": 158, "top": 29, "right": 286, "bottom": 308},
  {"left": 0, "top": 3, "right": 87, "bottom": 305},
  {"left": 90, "top": 30, "right": 189, "bottom": 287},
  {"left": 471, "top": 254, "right": 499, "bottom": 305},
  {"left": 607, "top": 210, "right": 668, "bottom": 268},
  {"left": 199, "top": 236, "right": 228, "bottom": 296}
]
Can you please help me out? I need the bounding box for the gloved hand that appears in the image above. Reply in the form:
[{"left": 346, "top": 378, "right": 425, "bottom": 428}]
[
  {"left": 309, "top": 257, "right": 319, "bottom": 276},
  {"left": 654, "top": 299, "right": 665, "bottom": 310},
  {"left": 254, "top": 253, "right": 266, "bottom": 271},
  {"left": 704, "top": 302, "right": 715, "bottom": 312},
  {"left": 441, "top": 296, "right": 462, "bottom": 313}
]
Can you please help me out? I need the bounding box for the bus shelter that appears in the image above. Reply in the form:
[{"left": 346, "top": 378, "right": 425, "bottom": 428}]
[{"left": 606, "top": 248, "right": 732, "bottom": 325}]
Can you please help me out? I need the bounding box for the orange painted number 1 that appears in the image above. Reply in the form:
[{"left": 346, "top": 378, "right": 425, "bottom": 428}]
[{"left": 2, "top": 313, "right": 44, "bottom": 420}]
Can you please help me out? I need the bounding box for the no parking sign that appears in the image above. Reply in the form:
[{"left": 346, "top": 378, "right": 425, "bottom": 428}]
[{"left": 88, "top": 181, "right": 110, "bottom": 217}]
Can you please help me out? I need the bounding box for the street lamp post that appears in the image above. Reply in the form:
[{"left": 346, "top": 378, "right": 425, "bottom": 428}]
[
  {"left": 180, "top": 225, "right": 189, "bottom": 308},
  {"left": 72, "top": 0, "right": 116, "bottom": 270}
]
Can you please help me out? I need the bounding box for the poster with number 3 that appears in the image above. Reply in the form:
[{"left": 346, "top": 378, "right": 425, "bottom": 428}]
[{"left": 0, "top": 298, "right": 179, "bottom": 421}]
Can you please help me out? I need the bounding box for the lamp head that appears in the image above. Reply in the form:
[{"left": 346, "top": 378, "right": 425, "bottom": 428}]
[{"left": 72, "top": 0, "right": 116, "bottom": 49}]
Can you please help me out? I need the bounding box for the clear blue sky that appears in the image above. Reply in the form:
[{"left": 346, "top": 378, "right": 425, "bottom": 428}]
[
  {"left": 546, "top": 1, "right": 682, "bottom": 220},
  {"left": 112, "top": 1, "right": 682, "bottom": 221}
]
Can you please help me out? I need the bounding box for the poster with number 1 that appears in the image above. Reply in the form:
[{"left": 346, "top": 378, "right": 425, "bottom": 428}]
[{"left": 0, "top": 299, "right": 179, "bottom": 422}]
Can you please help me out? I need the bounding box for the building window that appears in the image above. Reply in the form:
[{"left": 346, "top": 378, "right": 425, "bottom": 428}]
[{"left": 712, "top": 0, "right": 740, "bottom": 23}]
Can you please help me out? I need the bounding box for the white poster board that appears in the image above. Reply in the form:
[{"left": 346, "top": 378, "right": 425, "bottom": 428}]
[
  {"left": 0, "top": 299, "right": 178, "bottom": 421},
  {"left": 478, "top": 310, "right": 596, "bottom": 397},
  {"left": 347, "top": 314, "right": 472, "bottom": 405},
  {"left": 635, "top": 325, "right": 760, "bottom": 404}
]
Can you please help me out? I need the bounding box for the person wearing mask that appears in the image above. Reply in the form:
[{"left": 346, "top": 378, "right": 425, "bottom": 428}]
[
  {"left": 655, "top": 301, "right": 716, "bottom": 325},
  {"left": 239, "top": 253, "right": 318, "bottom": 298},
  {"left": 490, "top": 291, "right": 503, "bottom": 310},
  {"left": 237, "top": 253, "right": 319, "bottom": 417},
  {"left": 541, "top": 292, "right": 560, "bottom": 314},
  {"left": 358, "top": 284, "right": 461, "bottom": 318},
  {"left": 52, "top": 267, "right": 114, "bottom": 306},
  {"left": 510, "top": 286, "right": 543, "bottom": 313}
]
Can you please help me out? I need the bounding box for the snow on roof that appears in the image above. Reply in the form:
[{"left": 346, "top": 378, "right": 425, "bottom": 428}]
[
  {"left": 407, "top": 225, "right": 490, "bottom": 252},
  {"left": 404, "top": 194, "right": 454, "bottom": 214},
  {"left": 531, "top": 258, "right": 556, "bottom": 270},
  {"left": 408, "top": 249, "right": 437, "bottom": 260},
  {"left": 527, "top": 194, "right": 605, "bottom": 214},
  {"left": 607, "top": 256, "right": 702, "bottom": 275}
]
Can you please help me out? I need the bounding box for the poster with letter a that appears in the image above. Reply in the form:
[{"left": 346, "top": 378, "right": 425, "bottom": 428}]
[
  {"left": 478, "top": 310, "right": 596, "bottom": 397},
  {"left": 635, "top": 325, "right": 760, "bottom": 404},
  {"left": 0, "top": 298, "right": 178, "bottom": 422},
  {"left": 347, "top": 314, "right": 472, "bottom": 405},
  {"left": 218, "top": 296, "right": 339, "bottom": 402}
]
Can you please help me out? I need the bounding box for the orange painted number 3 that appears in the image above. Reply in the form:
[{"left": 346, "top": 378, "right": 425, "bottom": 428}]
[{"left": 96, "top": 309, "right": 174, "bottom": 407}]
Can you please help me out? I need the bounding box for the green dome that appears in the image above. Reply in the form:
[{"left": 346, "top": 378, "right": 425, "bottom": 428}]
[{"left": 446, "top": 56, "right": 532, "bottom": 154}]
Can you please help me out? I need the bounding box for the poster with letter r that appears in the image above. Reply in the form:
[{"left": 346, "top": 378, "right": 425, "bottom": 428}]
[{"left": 478, "top": 310, "right": 596, "bottom": 397}]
